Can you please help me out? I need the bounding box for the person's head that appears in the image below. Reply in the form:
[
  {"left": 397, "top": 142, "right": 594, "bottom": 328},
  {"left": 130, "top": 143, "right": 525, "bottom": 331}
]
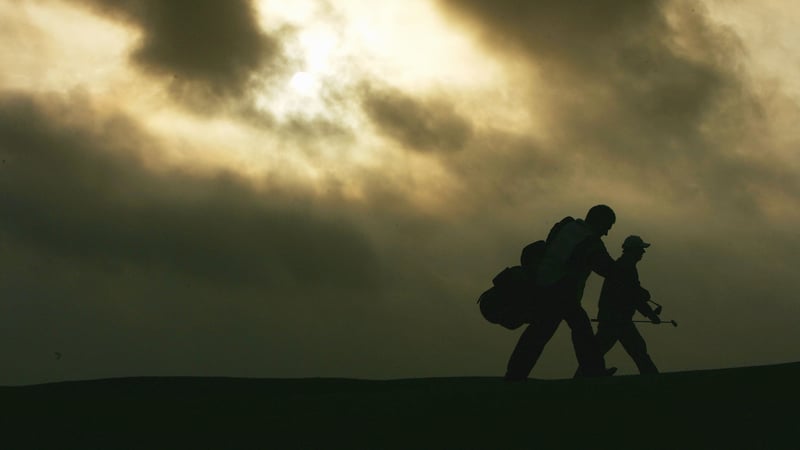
[
  {"left": 622, "top": 235, "right": 650, "bottom": 262},
  {"left": 585, "top": 204, "right": 616, "bottom": 236}
]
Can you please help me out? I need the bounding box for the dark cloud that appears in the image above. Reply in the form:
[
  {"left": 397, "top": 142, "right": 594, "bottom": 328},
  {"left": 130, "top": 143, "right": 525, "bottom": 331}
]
[
  {"left": 441, "top": 0, "right": 665, "bottom": 72},
  {"left": 0, "top": 90, "right": 493, "bottom": 384},
  {"left": 361, "top": 84, "right": 474, "bottom": 154},
  {"left": 0, "top": 91, "right": 379, "bottom": 292},
  {"left": 435, "top": 0, "right": 800, "bottom": 217},
  {"left": 67, "top": 0, "right": 363, "bottom": 137},
  {"left": 440, "top": 0, "right": 684, "bottom": 148},
  {"left": 73, "top": 0, "right": 283, "bottom": 99}
]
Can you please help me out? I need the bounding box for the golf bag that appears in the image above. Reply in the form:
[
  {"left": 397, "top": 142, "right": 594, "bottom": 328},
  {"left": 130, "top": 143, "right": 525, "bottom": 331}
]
[{"left": 478, "top": 241, "right": 546, "bottom": 330}]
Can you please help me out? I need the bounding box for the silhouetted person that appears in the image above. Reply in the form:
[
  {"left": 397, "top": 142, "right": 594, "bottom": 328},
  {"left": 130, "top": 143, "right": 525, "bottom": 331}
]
[
  {"left": 516, "top": 240, "right": 547, "bottom": 324},
  {"left": 593, "top": 235, "right": 660, "bottom": 374},
  {"left": 505, "top": 205, "right": 617, "bottom": 381}
]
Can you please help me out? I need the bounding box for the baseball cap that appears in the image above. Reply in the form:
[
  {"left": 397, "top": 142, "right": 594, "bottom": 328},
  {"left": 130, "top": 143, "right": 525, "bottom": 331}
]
[{"left": 622, "top": 235, "right": 651, "bottom": 249}]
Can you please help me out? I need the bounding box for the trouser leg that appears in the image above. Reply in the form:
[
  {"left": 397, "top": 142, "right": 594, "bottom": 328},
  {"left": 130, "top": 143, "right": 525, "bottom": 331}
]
[
  {"left": 594, "top": 322, "right": 621, "bottom": 356},
  {"left": 504, "top": 312, "right": 562, "bottom": 380},
  {"left": 564, "top": 306, "right": 607, "bottom": 377},
  {"left": 619, "top": 323, "right": 659, "bottom": 374}
]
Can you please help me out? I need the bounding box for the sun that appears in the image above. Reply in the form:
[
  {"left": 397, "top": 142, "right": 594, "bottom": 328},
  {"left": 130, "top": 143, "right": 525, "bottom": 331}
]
[
  {"left": 289, "top": 71, "right": 317, "bottom": 96},
  {"left": 252, "top": 1, "right": 350, "bottom": 120}
]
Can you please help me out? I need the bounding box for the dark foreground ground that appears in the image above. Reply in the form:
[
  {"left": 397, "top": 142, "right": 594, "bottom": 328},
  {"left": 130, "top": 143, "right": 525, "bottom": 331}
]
[{"left": 1, "top": 363, "right": 798, "bottom": 449}]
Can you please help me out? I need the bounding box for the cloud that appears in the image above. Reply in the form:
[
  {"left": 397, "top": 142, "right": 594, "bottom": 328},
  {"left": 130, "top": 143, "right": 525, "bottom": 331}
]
[
  {"left": 361, "top": 84, "right": 474, "bottom": 154},
  {"left": 436, "top": 0, "right": 800, "bottom": 217},
  {"left": 0, "top": 90, "right": 491, "bottom": 383},
  {"left": 438, "top": 0, "right": 721, "bottom": 154},
  {"left": 0, "top": 91, "right": 379, "bottom": 292},
  {"left": 442, "top": 0, "right": 665, "bottom": 71},
  {"left": 72, "top": 0, "right": 283, "bottom": 100}
]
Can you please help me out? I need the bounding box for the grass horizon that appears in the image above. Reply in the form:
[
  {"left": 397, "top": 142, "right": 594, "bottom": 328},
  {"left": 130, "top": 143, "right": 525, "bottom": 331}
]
[{"left": 2, "top": 361, "right": 797, "bottom": 449}]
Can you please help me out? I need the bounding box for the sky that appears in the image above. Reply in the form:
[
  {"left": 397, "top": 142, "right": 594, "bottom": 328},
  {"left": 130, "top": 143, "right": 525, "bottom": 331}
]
[{"left": 0, "top": 0, "right": 798, "bottom": 385}]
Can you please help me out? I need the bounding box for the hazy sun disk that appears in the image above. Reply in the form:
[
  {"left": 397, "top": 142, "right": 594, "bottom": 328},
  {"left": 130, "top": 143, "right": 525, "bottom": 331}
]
[
  {"left": 256, "top": 0, "right": 509, "bottom": 91},
  {"left": 289, "top": 71, "right": 316, "bottom": 95}
]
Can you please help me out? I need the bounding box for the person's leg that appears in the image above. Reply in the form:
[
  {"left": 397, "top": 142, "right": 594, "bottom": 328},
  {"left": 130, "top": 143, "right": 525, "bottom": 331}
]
[
  {"left": 564, "top": 306, "right": 609, "bottom": 377},
  {"left": 504, "top": 312, "right": 562, "bottom": 381},
  {"left": 573, "top": 322, "right": 619, "bottom": 378},
  {"left": 595, "top": 322, "right": 621, "bottom": 356},
  {"left": 618, "top": 323, "right": 659, "bottom": 374}
]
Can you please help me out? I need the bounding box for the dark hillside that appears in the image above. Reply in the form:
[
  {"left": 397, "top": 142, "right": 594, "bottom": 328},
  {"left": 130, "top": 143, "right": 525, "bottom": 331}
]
[{"left": 1, "top": 363, "right": 797, "bottom": 449}]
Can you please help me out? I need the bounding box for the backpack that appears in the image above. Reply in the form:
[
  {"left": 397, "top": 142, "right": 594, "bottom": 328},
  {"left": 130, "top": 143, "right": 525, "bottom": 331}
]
[{"left": 477, "top": 240, "right": 546, "bottom": 330}]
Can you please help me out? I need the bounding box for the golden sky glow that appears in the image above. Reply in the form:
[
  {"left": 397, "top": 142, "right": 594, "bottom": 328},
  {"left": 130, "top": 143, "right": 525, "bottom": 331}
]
[
  {"left": 8, "top": 0, "right": 794, "bottom": 208},
  {"left": 1, "top": 0, "right": 525, "bottom": 205}
]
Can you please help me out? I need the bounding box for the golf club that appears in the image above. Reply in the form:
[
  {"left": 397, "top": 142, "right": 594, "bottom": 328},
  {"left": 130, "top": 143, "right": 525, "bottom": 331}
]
[
  {"left": 634, "top": 319, "right": 677, "bottom": 327},
  {"left": 591, "top": 319, "right": 678, "bottom": 327}
]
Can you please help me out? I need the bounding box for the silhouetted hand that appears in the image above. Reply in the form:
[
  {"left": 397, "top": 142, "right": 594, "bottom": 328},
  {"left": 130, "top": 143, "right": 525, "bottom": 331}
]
[{"left": 649, "top": 314, "right": 661, "bottom": 324}]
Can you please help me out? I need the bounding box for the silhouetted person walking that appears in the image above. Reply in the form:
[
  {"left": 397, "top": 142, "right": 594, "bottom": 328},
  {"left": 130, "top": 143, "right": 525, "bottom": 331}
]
[
  {"left": 505, "top": 205, "right": 617, "bottom": 381},
  {"left": 594, "top": 235, "right": 660, "bottom": 374}
]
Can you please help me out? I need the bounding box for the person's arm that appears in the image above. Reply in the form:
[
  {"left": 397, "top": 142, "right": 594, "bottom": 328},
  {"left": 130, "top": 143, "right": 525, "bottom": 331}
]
[
  {"left": 587, "top": 239, "right": 615, "bottom": 278},
  {"left": 612, "top": 264, "right": 660, "bottom": 323},
  {"left": 635, "top": 291, "right": 660, "bottom": 323},
  {"left": 631, "top": 274, "right": 659, "bottom": 323}
]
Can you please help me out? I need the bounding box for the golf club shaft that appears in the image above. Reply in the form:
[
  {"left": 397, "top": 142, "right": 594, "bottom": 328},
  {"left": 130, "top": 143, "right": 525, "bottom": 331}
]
[
  {"left": 631, "top": 320, "right": 676, "bottom": 325},
  {"left": 591, "top": 319, "right": 678, "bottom": 326}
]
